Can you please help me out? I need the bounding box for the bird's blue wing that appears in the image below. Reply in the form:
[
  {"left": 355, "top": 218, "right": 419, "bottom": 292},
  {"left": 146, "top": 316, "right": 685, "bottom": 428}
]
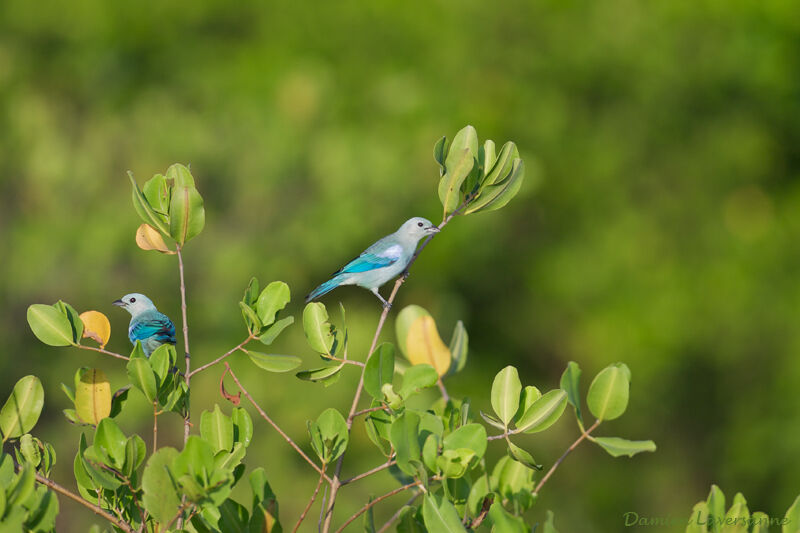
[
  {"left": 129, "top": 315, "right": 176, "bottom": 345},
  {"left": 336, "top": 246, "right": 402, "bottom": 275}
]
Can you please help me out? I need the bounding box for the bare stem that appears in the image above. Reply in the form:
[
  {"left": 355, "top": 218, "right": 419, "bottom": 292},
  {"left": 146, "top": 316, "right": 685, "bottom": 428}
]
[
  {"left": 292, "top": 468, "right": 327, "bottom": 533},
  {"left": 31, "top": 471, "right": 135, "bottom": 533},
  {"left": 533, "top": 419, "right": 602, "bottom": 495},
  {"left": 321, "top": 201, "right": 467, "bottom": 533},
  {"left": 187, "top": 334, "right": 254, "bottom": 378},
  {"left": 334, "top": 480, "right": 426, "bottom": 533},
  {"left": 176, "top": 247, "right": 192, "bottom": 445},
  {"left": 340, "top": 458, "right": 396, "bottom": 486},
  {"left": 224, "top": 362, "right": 332, "bottom": 483},
  {"left": 352, "top": 405, "right": 389, "bottom": 417},
  {"left": 436, "top": 378, "right": 450, "bottom": 402},
  {"left": 76, "top": 344, "right": 129, "bottom": 361},
  {"left": 152, "top": 402, "right": 158, "bottom": 453}
]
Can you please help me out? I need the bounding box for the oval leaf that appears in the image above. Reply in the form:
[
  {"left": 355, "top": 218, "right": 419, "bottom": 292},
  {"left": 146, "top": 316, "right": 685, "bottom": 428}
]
[
  {"left": 135, "top": 223, "right": 174, "bottom": 254},
  {"left": 364, "top": 343, "right": 395, "bottom": 400},
  {"left": 142, "top": 447, "right": 181, "bottom": 524},
  {"left": 395, "top": 305, "right": 431, "bottom": 358},
  {"left": 591, "top": 437, "right": 656, "bottom": 458},
  {"left": 587, "top": 363, "right": 630, "bottom": 421},
  {"left": 126, "top": 358, "right": 158, "bottom": 403},
  {"left": 167, "top": 164, "right": 205, "bottom": 245},
  {"left": 79, "top": 311, "right": 111, "bottom": 348},
  {"left": 75, "top": 368, "right": 111, "bottom": 425},
  {"left": 515, "top": 389, "right": 567, "bottom": 434},
  {"left": 27, "top": 304, "right": 74, "bottom": 346},
  {"left": 442, "top": 423, "right": 487, "bottom": 461},
  {"left": 129, "top": 172, "right": 170, "bottom": 235},
  {"left": 422, "top": 493, "right": 467, "bottom": 533},
  {"left": 246, "top": 351, "right": 302, "bottom": 373},
  {"left": 256, "top": 281, "right": 291, "bottom": 327},
  {"left": 447, "top": 321, "right": 468, "bottom": 376},
  {"left": 560, "top": 361, "right": 583, "bottom": 425},
  {"left": 406, "top": 316, "right": 451, "bottom": 377},
  {"left": 303, "top": 302, "right": 334, "bottom": 355},
  {"left": 0, "top": 376, "right": 44, "bottom": 442},
  {"left": 491, "top": 366, "right": 521, "bottom": 427},
  {"left": 200, "top": 405, "right": 234, "bottom": 453}
]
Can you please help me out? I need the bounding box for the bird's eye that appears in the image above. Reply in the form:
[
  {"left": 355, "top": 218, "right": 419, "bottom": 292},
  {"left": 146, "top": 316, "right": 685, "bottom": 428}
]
[
  {"left": 129, "top": 297, "right": 136, "bottom": 303},
  {"left": 417, "top": 222, "right": 423, "bottom": 227}
]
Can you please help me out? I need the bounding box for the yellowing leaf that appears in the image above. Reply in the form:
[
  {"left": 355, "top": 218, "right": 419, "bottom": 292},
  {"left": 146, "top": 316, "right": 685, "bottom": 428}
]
[
  {"left": 75, "top": 368, "right": 111, "bottom": 425},
  {"left": 406, "top": 316, "right": 451, "bottom": 377},
  {"left": 135, "top": 223, "right": 174, "bottom": 254},
  {"left": 79, "top": 311, "right": 111, "bottom": 348}
]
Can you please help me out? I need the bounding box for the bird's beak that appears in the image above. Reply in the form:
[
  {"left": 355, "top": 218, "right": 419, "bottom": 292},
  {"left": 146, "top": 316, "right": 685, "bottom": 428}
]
[
  {"left": 112, "top": 299, "right": 126, "bottom": 307},
  {"left": 428, "top": 226, "right": 440, "bottom": 233}
]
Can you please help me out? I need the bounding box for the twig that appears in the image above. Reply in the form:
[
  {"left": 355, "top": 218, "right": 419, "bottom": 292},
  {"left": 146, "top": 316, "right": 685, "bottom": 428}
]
[
  {"left": 165, "top": 501, "right": 194, "bottom": 531},
  {"left": 224, "top": 362, "right": 332, "bottom": 483},
  {"left": 436, "top": 379, "right": 450, "bottom": 402},
  {"left": 152, "top": 402, "right": 158, "bottom": 452},
  {"left": 292, "top": 468, "right": 327, "bottom": 533},
  {"left": 533, "top": 419, "right": 602, "bottom": 495},
  {"left": 31, "top": 471, "right": 135, "bottom": 533},
  {"left": 376, "top": 491, "right": 421, "bottom": 533},
  {"left": 353, "top": 405, "right": 389, "bottom": 417},
  {"left": 187, "top": 334, "right": 255, "bottom": 378},
  {"left": 323, "top": 356, "right": 364, "bottom": 367},
  {"left": 176, "top": 248, "right": 192, "bottom": 444},
  {"left": 76, "top": 344, "right": 129, "bottom": 361},
  {"left": 468, "top": 495, "right": 494, "bottom": 529},
  {"left": 340, "top": 458, "right": 396, "bottom": 486},
  {"left": 487, "top": 430, "right": 513, "bottom": 441},
  {"left": 334, "top": 480, "right": 424, "bottom": 533},
  {"left": 321, "top": 201, "right": 468, "bottom": 532}
]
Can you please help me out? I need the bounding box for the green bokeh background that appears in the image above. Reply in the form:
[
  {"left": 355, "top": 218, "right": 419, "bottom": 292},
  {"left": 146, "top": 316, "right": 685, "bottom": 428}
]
[{"left": 1, "top": 0, "right": 799, "bottom": 531}]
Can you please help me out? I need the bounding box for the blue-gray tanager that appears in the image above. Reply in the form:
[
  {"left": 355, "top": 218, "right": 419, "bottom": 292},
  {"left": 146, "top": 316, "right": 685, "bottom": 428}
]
[
  {"left": 306, "top": 217, "right": 440, "bottom": 308},
  {"left": 113, "top": 293, "right": 176, "bottom": 356}
]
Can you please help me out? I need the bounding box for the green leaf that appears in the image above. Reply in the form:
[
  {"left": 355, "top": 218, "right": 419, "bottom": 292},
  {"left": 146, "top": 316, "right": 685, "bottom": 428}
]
[
  {"left": 515, "top": 385, "right": 541, "bottom": 418},
  {"left": 707, "top": 485, "right": 726, "bottom": 533},
  {"left": 506, "top": 439, "right": 542, "bottom": 470},
  {"left": 94, "top": 418, "right": 127, "bottom": 468},
  {"left": 167, "top": 163, "right": 205, "bottom": 245},
  {"left": 201, "top": 405, "right": 234, "bottom": 453},
  {"left": 491, "top": 366, "right": 521, "bottom": 427},
  {"left": 296, "top": 364, "right": 344, "bottom": 384},
  {"left": 232, "top": 408, "right": 253, "bottom": 448},
  {"left": 439, "top": 125, "right": 478, "bottom": 215},
  {"left": 303, "top": 302, "right": 335, "bottom": 355},
  {"left": 480, "top": 411, "right": 506, "bottom": 430},
  {"left": 390, "top": 410, "right": 422, "bottom": 476},
  {"left": 256, "top": 281, "right": 291, "bottom": 327},
  {"left": 751, "top": 512, "right": 769, "bottom": 533},
  {"left": 686, "top": 501, "right": 709, "bottom": 533},
  {"left": 482, "top": 140, "right": 497, "bottom": 177},
  {"left": 488, "top": 501, "right": 527, "bottom": 533},
  {"left": 467, "top": 476, "right": 490, "bottom": 518},
  {"left": 543, "top": 510, "right": 560, "bottom": 533},
  {"left": 246, "top": 351, "right": 302, "bottom": 373},
  {"left": 239, "top": 301, "right": 262, "bottom": 334},
  {"left": 784, "top": 495, "right": 800, "bottom": 533},
  {"left": 515, "top": 389, "right": 567, "bottom": 433},
  {"left": 242, "top": 277, "right": 260, "bottom": 308},
  {"left": 398, "top": 364, "right": 438, "bottom": 399},
  {"left": 591, "top": 437, "right": 656, "bottom": 458},
  {"left": 446, "top": 321, "right": 468, "bottom": 376},
  {"left": 560, "top": 361, "right": 583, "bottom": 425},
  {"left": 27, "top": 304, "right": 74, "bottom": 346},
  {"left": 364, "top": 343, "right": 395, "bottom": 400},
  {"left": 258, "top": 316, "right": 294, "bottom": 345},
  {"left": 129, "top": 171, "right": 170, "bottom": 235},
  {"left": 149, "top": 344, "right": 176, "bottom": 383},
  {"left": 142, "top": 173, "right": 170, "bottom": 215},
  {"left": 442, "top": 423, "right": 487, "bottom": 461},
  {"left": 142, "top": 447, "right": 181, "bottom": 525},
  {"left": 422, "top": 493, "right": 467, "bottom": 533},
  {"left": 54, "top": 300, "right": 83, "bottom": 344},
  {"left": 127, "top": 357, "right": 158, "bottom": 403},
  {"left": 493, "top": 455, "right": 535, "bottom": 502},
  {"left": 308, "top": 408, "right": 348, "bottom": 464},
  {"left": 433, "top": 135, "right": 449, "bottom": 169},
  {"left": 724, "top": 493, "right": 750, "bottom": 533},
  {"left": 587, "top": 363, "right": 631, "bottom": 421},
  {"left": 0, "top": 376, "right": 44, "bottom": 442},
  {"left": 19, "top": 434, "right": 40, "bottom": 467},
  {"left": 482, "top": 141, "right": 519, "bottom": 187},
  {"left": 396, "top": 305, "right": 432, "bottom": 358},
  {"left": 436, "top": 448, "right": 475, "bottom": 478},
  {"left": 464, "top": 158, "right": 525, "bottom": 214},
  {"left": 218, "top": 499, "right": 250, "bottom": 533}
]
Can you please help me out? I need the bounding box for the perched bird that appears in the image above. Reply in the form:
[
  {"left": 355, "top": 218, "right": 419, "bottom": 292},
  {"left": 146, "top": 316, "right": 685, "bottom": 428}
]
[
  {"left": 113, "top": 293, "right": 176, "bottom": 356},
  {"left": 306, "top": 217, "right": 440, "bottom": 308}
]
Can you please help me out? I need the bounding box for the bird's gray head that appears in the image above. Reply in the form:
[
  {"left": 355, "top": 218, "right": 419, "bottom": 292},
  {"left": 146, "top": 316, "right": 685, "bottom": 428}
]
[
  {"left": 113, "top": 293, "right": 157, "bottom": 316},
  {"left": 397, "top": 217, "right": 440, "bottom": 240}
]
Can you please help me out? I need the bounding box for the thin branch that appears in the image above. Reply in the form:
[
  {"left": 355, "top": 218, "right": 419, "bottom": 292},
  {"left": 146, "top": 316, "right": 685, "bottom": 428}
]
[
  {"left": 436, "top": 379, "right": 450, "bottom": 402},
  {"left": 224, "top": 362, "right": 332, "bottom": 483},
  {"left": 533, "top": 419, "right": 602, "bottom": 495},
  {"left": 292, "top": 468, "right": 327, "bottom": 533},
  {"left": 353, "top": 405, "right": 389, "bottom": 417},
  {"left": 76, "top": 344, "right": 129, "bottom": 361},
  {"left": 176, "top": 248, "right": 192, "bottom": 445},
  {"left": 323, "top": 356, "right": 364, "bottom": 367},
  {"left": 321, "top": 200, "right": 468, "bottom": 533},
  {"left": 376, "top": 491, "right": 421, "bottom": 533},
  {"left": 487, "top": 430, "right": 512, "bottom": 441},
  {"left": 340, "top": 458, "right": 396, "bottom": 486},
  {"left": 31, "top": 471, "right": 135, "bottom": 533},
  {"left": 187, "top": 334, "right": 255, "bottom": 378},
  {"left": 152, "top": 402, "right": 158, "bottom": 453},
  {"left": 165, "top": 501, "right": 194, "bottom": 531},
  {"left": 334, "top": 480, "right": 425, "bottom": 533}
]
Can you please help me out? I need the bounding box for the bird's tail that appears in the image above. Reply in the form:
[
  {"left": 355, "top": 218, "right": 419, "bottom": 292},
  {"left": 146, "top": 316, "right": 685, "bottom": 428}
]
[{"left": 305, "top": 276, "right": 343, "bottom": 303}]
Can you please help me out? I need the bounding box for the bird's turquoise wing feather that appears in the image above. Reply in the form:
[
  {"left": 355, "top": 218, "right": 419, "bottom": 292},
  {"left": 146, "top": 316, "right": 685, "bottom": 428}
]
[
  {"left": 336, "top": 251, "right": 398, "bottom": 274},
  {"left": 128, "top": 313, "right": 176, "bottom": 345}
]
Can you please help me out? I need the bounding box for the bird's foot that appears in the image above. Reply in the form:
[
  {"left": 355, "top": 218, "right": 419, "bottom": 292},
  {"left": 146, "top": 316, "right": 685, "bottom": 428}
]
[{"left": 382, "top": 300, "right": 393, "bottom": 310}]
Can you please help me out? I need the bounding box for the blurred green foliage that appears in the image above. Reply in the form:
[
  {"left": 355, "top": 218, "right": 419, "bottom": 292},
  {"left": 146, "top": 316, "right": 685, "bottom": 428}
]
[{"left": 1, "top": 0, "right": 799, "bottom": 531}]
